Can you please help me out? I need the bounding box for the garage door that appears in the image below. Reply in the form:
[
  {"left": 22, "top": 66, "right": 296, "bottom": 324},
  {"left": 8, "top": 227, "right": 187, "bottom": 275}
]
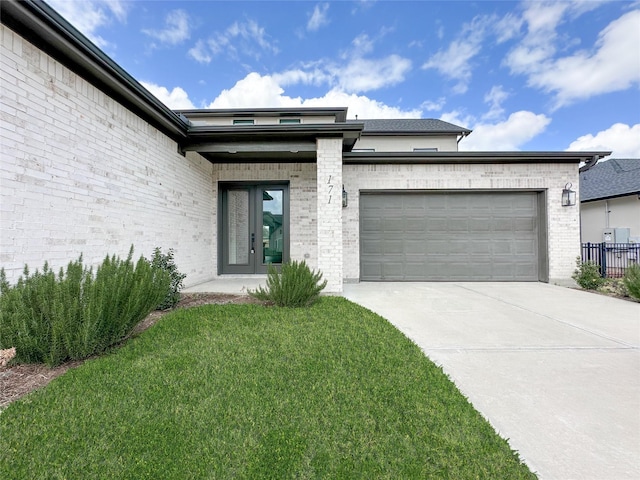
[{"left": 360, "top": 192, "right": 540, "bottom": 281}]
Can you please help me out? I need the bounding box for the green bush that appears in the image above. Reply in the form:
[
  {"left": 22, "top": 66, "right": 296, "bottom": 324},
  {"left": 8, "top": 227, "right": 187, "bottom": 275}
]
[
  {"left": 249, "top": 260, "right": 327, "bottom": 307},
  {"left": 0, "top": 248, "right": 170, "bottom": 366},
  {"left": 150, "top": 247, "right": 186, "bottom": 310},
  {"left": 623, "top": 264, "right": 640, "bottom": 300},
  {"left": 572, "top": 257, "right": 605, "bottom": 290}
]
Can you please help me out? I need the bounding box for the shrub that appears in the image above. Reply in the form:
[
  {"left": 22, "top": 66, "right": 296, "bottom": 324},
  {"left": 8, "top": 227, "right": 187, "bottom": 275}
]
[
  {"left": 150, "top": 247, "right": 186, "bottom": 310},
  {"left": 623, "top": 264, "right": 640, "bottom": 300},
  {"left": 249, "top": 260, "right": 327, "bottom": 307},
  {"left": 572, "top": 257, "right": 605, "bottom": 290},
  {"left": 598, "top": 278, "right": 629, "bottom": 298},
  {"left": 0, "top": 247, "right": 170, "bottom": 366}
]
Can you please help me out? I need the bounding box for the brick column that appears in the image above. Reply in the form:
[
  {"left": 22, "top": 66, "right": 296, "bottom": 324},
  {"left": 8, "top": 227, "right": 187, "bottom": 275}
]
[{"left": 316, "top": 138, "right": 343, "bottom": 293}]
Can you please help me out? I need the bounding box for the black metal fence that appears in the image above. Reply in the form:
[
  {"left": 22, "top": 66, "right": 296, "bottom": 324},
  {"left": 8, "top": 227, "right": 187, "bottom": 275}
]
[{"left": 581, "top": 243, "right": 640, "bottom": 278}]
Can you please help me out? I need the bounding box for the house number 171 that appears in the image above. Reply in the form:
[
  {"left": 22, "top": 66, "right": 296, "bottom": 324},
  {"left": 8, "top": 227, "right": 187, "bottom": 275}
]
[{"left": 327, "top": 175, "right": 334, "bottom": 204}]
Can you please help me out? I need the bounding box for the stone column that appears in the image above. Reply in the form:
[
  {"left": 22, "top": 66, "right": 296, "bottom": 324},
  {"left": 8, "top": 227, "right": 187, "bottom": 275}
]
[{"left": 316, "top": 137, "right": 343, "bottom": 293}]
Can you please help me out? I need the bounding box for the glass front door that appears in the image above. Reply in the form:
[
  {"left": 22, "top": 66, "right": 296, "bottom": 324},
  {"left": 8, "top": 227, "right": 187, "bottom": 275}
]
[{"left": 221, "top": 183, "right": 288, "bottom": 274}]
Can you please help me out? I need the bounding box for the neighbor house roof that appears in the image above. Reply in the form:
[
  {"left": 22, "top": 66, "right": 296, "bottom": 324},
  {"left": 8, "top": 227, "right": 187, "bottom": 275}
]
[
  {"left": 347, "top": 119, "right": 472, "bottom": 136},
  {"left": 580, "top": 159, "right": 640, "bottom": 202}
]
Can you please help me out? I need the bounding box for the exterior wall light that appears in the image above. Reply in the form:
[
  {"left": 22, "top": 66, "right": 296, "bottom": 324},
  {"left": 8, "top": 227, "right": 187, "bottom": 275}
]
[
  {"left": 342, "top": 186, "right": 348, "bottom": 208},
  {"left": 562, "top": 182, "right": 576, "bottom": 206}
]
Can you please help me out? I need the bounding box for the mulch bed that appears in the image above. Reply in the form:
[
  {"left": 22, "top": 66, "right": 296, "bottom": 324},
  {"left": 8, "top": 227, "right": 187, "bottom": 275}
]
[{"left": 0, "top": 293, "right": 260, "bottom": 409}]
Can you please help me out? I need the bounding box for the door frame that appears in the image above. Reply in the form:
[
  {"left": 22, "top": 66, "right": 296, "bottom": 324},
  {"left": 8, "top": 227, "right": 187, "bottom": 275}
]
[{"left": 218, "top": 181, "right": 290, "bottom": 275}]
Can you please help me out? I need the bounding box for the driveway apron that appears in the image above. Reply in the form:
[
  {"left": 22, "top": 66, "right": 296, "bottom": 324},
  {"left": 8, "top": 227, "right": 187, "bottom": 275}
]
[{"left": 343, "top": 282, "right": 640, "bottom": 480}]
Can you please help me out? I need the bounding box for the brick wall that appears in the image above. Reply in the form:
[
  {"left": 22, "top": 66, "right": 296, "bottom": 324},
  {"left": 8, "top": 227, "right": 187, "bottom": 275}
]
[
  {"left": 0, "top": 25, "right": 216, "bottom": 286},
  {"left": 343, "top": 162, "right": 580, "bottom": 285},
  {"left": 316, "top": 138, "right": 343, "bottom": 292}
]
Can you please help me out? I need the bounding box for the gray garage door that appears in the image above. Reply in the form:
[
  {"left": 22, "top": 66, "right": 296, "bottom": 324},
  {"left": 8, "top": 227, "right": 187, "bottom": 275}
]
[{"left": 360, "top": 192, "right": 540, "bottom": 281}]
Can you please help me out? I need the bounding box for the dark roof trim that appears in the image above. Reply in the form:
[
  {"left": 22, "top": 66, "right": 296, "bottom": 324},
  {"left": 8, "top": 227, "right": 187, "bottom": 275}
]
[
  {"left": 343, "top": 151, "right": 611, "bottom": 164},
  {"left": 581, "top": 192, "right": 640, "bottom": 203},
  {"left": 177, "top": 107, "right": 349, "bottom": 123},
  {"left": 185, "top": 123, "right": 364, "bottom": 152},
  {"left": 1, "top": 0, "right": 188, "bottom": 140},
  {"left": 187, "top": 123, "right": 363, "bottom": 137}
]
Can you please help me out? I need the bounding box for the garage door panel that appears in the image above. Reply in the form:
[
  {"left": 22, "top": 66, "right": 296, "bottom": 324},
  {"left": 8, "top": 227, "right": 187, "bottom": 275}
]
[
  {"left": 514, "top": 217, "right": 536, "bottom": 232},
  {"left": 382, "top": 217, "right": 405, "bottom": 232},
  {"left": 515, "top": 239, "right": 537, "bottom": 255},
  {"left": 493, "top": 218, "right": 514, "bottom": 231},
  {"left": 469, "top": 218, "right": 491, "bottom": 231},
  {"left": 360, "top": 192, "right": 540, "bottom": 281},
  {"left": 383, "top": 240, "right": 404, "bottom": 254},
  {"left": 405, "top": 217, "right": 427, "bottom": 232},
  {"left": 361, "top": 239, "right": 383, "bottom": 254}
]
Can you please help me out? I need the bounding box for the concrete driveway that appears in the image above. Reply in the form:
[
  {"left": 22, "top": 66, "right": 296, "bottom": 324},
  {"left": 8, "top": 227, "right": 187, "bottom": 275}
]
[{"left": 342, "top": 282, "right": 640, "bottom": 480}]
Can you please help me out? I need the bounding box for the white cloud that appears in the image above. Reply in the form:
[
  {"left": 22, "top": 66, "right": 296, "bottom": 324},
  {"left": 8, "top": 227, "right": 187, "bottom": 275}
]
[
  {"left": 566, "top": 123, "right": 640, "bottom": 158},
  {"left": 307, "top": 3, "right": 330, "bottom": 32},
  {"left": 140, "top": 82, "right": 196, "bottom": 110},
  {"left": 47, "top": 0, "right": 128, "bottom": 49},
  {"left": 266, "top": 37, "right": 412, "bottom": 95},
  {"left": 493, "top": 12, "right": 523, "bottom": 43},
  {"left": 188, "top": 40, "right": 212, "bottom": 64},
  {"left": 422, "top": 15, "right": 496, "bottom": 94},
  {"left": 337, "top": 55, "right": 412, "bottom": 92},
  {"left": 188, "top": 19, "right": 278, "bottom": 64},
  {"left": 443, "top": 110, "right": 551, "bottom": 151},
  {"left": 142, "top": 10, "right": 190, "bottom": 45},
  {"left": 317, "top": 32, "right": 411, "bottom": 94},
  {"left": 206, "top": 72, "right": 421, "bottom": 119},
  {"left": 483, "top": 85, "right": 510, "bottom": 120},
  {"left": 504, "top": 7, "right": 640, "bottom": 108},
  {"left": 421, "top": 97, "right": 446, "bottom": 112}
]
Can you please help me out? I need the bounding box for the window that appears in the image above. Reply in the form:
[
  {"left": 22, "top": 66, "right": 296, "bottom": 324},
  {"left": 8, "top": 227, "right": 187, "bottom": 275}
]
[
  {"left": 413, "top": 148, "right": 438, "bottom": 152},
  {"left": 352, "top": 148, "right": 375, "bottom": 152},
  {"left": 233, "top": 119, "right": 254, "bottom": 125},
  {"left": 279, "top": 119, "right": 301, "bottom": 124}
]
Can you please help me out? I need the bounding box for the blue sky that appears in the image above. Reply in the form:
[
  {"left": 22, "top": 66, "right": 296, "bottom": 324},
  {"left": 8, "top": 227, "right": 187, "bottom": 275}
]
[{"left": 48, "top": 0, "right": 640, "bottom": 157}]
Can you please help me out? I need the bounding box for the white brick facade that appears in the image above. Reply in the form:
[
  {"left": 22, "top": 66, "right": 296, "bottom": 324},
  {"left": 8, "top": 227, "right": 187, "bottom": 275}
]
[
  {"left": 343, "top": 162, "right": 580, "bottom": 285},
  {"left": 316, "top": 138, "right": 344, "bottom": 293},
  {"left": 1, "top": 16, "right": 586, "bottom": 292},
  {"left": 1, "top": 25, "right": 216, "bottom": 286}
]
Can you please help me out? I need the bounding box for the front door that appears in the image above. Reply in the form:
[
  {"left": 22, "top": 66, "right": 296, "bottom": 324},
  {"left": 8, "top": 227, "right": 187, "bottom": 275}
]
[{"left": 221, "top": 183, "right": 288, "bottom": 274}]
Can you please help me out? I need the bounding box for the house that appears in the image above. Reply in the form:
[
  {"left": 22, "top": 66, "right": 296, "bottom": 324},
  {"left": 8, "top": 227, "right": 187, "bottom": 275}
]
[
  {"left": 580, "top": 159, "right": 640, "bottom": 244},
  {"left": 1, "top": 0, "right": 609, "bottom": 292}
]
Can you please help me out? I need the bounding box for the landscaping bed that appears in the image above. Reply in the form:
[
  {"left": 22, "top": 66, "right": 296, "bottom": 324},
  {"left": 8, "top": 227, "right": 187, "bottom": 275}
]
[{"left": 0, "top": 293, "right": 257, "bottom": 409}]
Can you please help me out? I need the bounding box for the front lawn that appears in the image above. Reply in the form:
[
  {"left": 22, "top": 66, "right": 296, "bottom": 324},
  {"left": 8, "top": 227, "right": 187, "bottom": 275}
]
[{"left": 0, "top": 297, "right": 535, "bottom": 479}]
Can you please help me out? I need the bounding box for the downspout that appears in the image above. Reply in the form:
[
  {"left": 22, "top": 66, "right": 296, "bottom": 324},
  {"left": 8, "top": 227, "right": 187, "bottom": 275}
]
[
  {"left": 456, "top": 131, "right": 470, "bottom": 145},
  {"left": 579, "top": 155, "right": 602, "bottom": 172}
]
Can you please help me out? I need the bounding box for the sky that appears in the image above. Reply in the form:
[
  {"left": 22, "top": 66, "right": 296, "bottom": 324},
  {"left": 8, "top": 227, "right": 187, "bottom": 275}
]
[{"left": 46, "top": 0, "right": 640, "bottom": 157}]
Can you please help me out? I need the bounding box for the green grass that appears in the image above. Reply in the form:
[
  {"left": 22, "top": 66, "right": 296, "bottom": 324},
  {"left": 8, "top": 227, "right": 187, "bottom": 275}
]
[{"left": 0, "top": 297, "right": 535, "bottom": 479}]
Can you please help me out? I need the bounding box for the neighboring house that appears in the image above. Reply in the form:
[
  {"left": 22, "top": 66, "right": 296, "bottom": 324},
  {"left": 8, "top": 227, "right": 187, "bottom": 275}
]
[
  {"left": 580, "top": 159, "right": 640, "bottom": 244},
  {"left": 1, "top": 1, "right": 609, "bottom": 292}
]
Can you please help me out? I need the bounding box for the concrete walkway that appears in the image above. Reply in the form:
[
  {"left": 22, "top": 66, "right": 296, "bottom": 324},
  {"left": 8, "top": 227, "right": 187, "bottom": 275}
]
[
  {"left": 343, "top": 282, "right": 640, "bottom": 480},
  {"left": 184, "top": 276, "right": 267, "bottom": 294}
]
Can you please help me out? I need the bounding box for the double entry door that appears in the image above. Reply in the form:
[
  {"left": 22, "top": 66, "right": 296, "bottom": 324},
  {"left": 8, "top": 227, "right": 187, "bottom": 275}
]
[{"left": 220, "top": 183, "right": 289, "bottom": 274}]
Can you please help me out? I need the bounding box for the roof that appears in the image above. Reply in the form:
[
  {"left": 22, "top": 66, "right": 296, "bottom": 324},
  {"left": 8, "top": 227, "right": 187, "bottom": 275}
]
[
  {"left": 2, "top": 0, "right": 610, "bottom": 166},
  {"left": 177, "top": 107, "right": 349, "bottom": 123},
  {"left": 580, "top": 159, "right": 640, "bottom": 202},
  {"left": 346, "top": 119, "right": 472, "bottom": 136},
  {"left": 344, "top": 151, "right": 611, "bottom": 165}
]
